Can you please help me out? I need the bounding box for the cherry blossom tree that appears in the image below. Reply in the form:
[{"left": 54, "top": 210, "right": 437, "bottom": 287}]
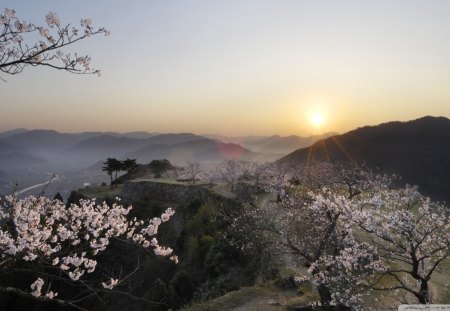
[
  {"left": 278, "top": 185, "right": 386, "bottom": 308},
  {"left": 217, "top": 160, "right": 245, "bottom": 191},
  {"left": 217, "top": 160, "right": 261, "bottom": 191},
  {"left": 182, "top": 162, "right": 201, "bottom": 184},
  {"left": 300, "top": 162, "right": 382, "bottom": 198},
  {"left": 0, "top": 195, "right": 177, "bottom": 310},
  {"left": 233, "top": 163, "right": 390, "bottom": 308},
  {"left": 198, "top": 166, "right": 221, "bottom": 187},
  {"left": 356, "top": 186, "right": 450, "bottom": 304},
  {"left": 259, "top": 162, "right": 301, "bottom": 201},
  {"left": 0, "top": 8, "right": 109, "bottom": 80}
]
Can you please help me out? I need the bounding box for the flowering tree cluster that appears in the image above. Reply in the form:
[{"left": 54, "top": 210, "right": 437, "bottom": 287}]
[
  {"left": 226, "top": 162, "right": 449, "bottom": 309},
  {"left": 295, "top": 169, "right": 448, "bottom": 308},
  {"left": 0, "top": 8, "right": 109, "bottom": 79},
  {"left": 193, "top": 160, "right": 264, "bottom": 188},
  {"left": 0, "top": 195, "right": 177, "bottom": 309}
]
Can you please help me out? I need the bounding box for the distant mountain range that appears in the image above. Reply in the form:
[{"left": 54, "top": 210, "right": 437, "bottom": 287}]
[
  {"left": 3, "top": 130, "right": 103, "bottom": 154},
  {"left": 242, "top": 133, "right": 337, "bottom": 154},
  {"left": 280, "top": 116, "right": 450, "bottom": 202},
  {"left": 0, "top": 152, "right": 46, "bottom": 168},
  {"left": 0, "top": 140, "right": 47, "bottom": 168},
  {"left": 0, "top": 169, "right": 10, "bottom": 192},
  {"left": 1, "top": 130, "right": 159, "bottom": 154},
  {"left": 204, "top": 133, "right": 337, "bottom": 159},
  {"left": 0, "top": 140, "right": 27, "bottom": 154},
  {"left": 68, "top": 133, "right": 209, "bottom": 160},
  {"left": 0, "top": 129, "right": 332, "bottom": 169},
  {"left": 0, "top": 128, "right": 29, "bottom": 139},
  {"left": 0, "top": 130, "right": 269, "bottom": 170},
  {"left": 126, "top": 139, "right": 256, "bottom": 164},
  {"left": 68, "top": 135, "right": 152, "bottom": 159}
]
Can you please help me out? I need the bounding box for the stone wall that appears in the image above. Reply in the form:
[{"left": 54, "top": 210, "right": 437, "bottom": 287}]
[{"left": 120, "top": 180, "right": 214, "bottom": 205}]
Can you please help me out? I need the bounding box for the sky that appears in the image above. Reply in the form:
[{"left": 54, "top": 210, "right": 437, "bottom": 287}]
[{"left": 1, "top": 0, "right": 450, "bottom": 136}]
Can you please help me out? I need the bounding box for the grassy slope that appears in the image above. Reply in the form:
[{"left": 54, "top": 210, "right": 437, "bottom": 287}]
[
  {"left": 78, "top": 184, "right": 123, "bottom": 199},
  {"left": 182, "top": 285, "right": 317, "bottom": 311}
]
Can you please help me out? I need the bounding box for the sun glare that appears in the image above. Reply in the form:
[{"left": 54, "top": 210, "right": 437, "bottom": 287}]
[{"left": 311, "top": 113, "right": 325, "bottom": 127}]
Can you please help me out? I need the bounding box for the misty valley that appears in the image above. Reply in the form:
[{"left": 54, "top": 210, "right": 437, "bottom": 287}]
[{"left": 0, "top": 129, "right": 334, "bottom": 199}]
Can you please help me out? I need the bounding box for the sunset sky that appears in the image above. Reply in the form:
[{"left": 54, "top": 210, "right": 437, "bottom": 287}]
[{"left": 2, "top": 0, "right": 450, "bottom": 136}]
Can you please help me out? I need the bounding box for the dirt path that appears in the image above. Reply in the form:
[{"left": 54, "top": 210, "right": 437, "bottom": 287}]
[
  {"left": 183, "top": 286, "right": 312, "bottom": 311},
  {"left": 14, "top": 174, "right": 59, "bottom": 196}
]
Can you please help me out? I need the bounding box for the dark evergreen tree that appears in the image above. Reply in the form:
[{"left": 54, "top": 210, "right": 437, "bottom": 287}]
[
  {"left": 121, "top": 158, "right": 138, "bottom": 173},
  {"left": 148, "top": 159, "right": 173, "bottom": 178},
  {"left": 102, "top": 157, "right": 122, "bottom": 188}
]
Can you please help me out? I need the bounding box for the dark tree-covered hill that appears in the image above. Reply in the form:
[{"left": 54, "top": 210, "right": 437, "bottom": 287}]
[{"left": 279, "top": 116, "right": 450, "bottom": 202}]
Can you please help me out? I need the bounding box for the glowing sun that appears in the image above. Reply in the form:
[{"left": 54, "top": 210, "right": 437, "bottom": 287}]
[{"left": 311, "top": 113, "right": 325, "bottom": 127}]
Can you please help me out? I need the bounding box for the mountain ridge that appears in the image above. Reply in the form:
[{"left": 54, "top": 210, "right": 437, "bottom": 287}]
[
  {"left": 279, "top": 116, "right": 450, "bottom": 202},
  {"left": 126, "top": 138, "right": 256, "bottom": 164}
]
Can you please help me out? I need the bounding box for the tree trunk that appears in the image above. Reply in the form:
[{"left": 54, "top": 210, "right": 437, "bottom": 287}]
[
  {"left": 411, "top": 255, "right": 431, "bottom": 304},
  {"left": 417, "top": 280, "right": 431, "bottom": 304},
  {"left": 110, "top": 174, "right": 113, "bottom": 189},
  {"left": 317, "top": 284, "right": 333, "bottom": 306}
]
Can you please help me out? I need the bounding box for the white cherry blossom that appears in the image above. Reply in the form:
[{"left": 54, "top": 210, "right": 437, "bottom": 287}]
[
  {"left": 0, "top": 8, "right": 109, "bottom": 77},
  {"left": 0, "top": 195, "right": 176, "bottom": 301}
]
